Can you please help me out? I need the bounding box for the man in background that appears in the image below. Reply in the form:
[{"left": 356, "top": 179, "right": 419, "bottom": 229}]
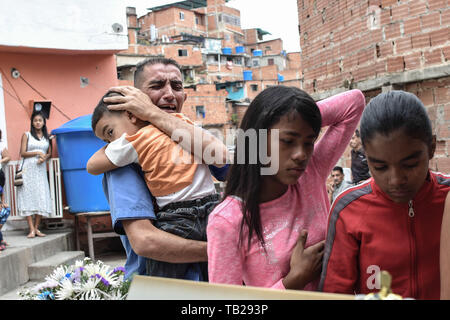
[
  {"left": 350, "top": 129, "right": 370, "bottom": 184},
  {"left": 327, "top": 166, "right": 353, "bottom": 203}
]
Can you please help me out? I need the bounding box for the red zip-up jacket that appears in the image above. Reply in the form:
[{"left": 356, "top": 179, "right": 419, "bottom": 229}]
[{"left": 319, "top": 171, "right": 450, "bottom": 299}]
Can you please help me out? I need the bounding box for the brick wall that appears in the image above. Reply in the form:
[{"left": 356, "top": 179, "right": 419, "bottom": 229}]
[
  {"left": 183, "top": 84, "right": 230, "bottom": 128},
  {"left": 298, "top": 0, "right": 450, "bottom": 94},
  {"left": 298, "top": 0, "right": 450, "bottom": 172}
]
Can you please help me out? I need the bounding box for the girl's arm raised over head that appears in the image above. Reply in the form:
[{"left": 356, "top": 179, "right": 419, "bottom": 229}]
[{"left": 313, "top": 89, "right": 365, "bottom": 180}]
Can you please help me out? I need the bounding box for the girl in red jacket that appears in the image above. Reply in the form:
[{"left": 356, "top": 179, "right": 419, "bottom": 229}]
[
  {"left": 441, "top": 192, "right": 450, "bottom": 299},
  {"left": 319, "top": 90, "right": 450, "bottom": 299}
]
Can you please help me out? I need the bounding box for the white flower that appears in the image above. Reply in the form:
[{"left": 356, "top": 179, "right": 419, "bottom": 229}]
[
  {"left": 55, "top": 278, "right": 74, "bottom": 300},
  {"left": 18, "top": 258, "right": 130, "bottom": 300}
]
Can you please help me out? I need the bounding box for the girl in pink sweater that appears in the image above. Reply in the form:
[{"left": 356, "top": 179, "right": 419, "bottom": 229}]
[{"left": 207, "top": 86, "right": 365, "bottom": 291}]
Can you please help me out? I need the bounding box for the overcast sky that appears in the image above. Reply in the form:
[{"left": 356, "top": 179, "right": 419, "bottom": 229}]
[{"left": 124, "top": 0, "right": 301, "bottom": 53}]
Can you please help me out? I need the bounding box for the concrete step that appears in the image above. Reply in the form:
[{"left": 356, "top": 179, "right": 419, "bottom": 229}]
[
  {"left": 0, "top": 230, "right": 75, "bottom": 296},
  {"left": 28, "top": 251, "right": 85, "bottom": 280},
  {"left": 0, "top": 252, "right": 127, "bottom": 300}
]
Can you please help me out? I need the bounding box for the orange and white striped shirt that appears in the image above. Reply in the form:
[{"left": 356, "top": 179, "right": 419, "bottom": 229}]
[{"left": 105, "top": 113, "right": 216, "bottom": 207}]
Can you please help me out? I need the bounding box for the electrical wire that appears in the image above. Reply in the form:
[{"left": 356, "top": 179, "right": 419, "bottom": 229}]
[
  {"left": 18, "top": 75, "right": 71, "bottom": 121},
  {"left": 0, "top": 67, "right": 28, "bottom": 113}
]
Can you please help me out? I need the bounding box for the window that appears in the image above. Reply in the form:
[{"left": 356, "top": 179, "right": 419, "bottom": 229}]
[
  {"left": 178, "top": 49, "right": 188, "bottom": 57},
  {"left": 196, "top": 106, "right": 205, "bottom": 119},
  {"left": 250, "top": 84, "right": 258, "bottom": 91},
  {"left": 252, "top": 59, "right": 259, "bottom": 67},
  {"left": 234, "top": 57, "right": 242, "bottom": 65},
  {"left": 265, "top": 46, "right": 271, "bottom": 51},
  {"left": 268, "top": 58, "right": 274, "bottom": 66},
  {"left": 179, "top": 12, "right": 185, "bottom": 21},
  {"left": 195, "top": 16, "right": 199, "bottom": 24}
]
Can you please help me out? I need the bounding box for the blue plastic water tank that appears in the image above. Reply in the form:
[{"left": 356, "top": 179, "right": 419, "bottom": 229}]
[
  {"left": 243, "top": 70, "right": 253, "bottom": 81},
  {"left": 221, "top": 47, "right": 232, "bottom": 55},
  {"left": 235, "top": 46, "right": 245, "bottom": 54},
  {"left": 277, "top": 73, "right": 285, "bottom": 82},
  {"left": 51, "top": 115, "right": 109, "bottom": 213},
  {"left": 253, "top": 50, "right": 263, "bottom": 56}
]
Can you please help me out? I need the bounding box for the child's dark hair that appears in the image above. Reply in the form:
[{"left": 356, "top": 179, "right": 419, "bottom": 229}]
[
  {"left": 223, "top": 85, "right": 322, "bottom": 250},
  {"left": 360, "top": 90, "right": 433, "bottom": 147},
  {"left": 91, "top": 91, "right": 125, "bottom": 132}
]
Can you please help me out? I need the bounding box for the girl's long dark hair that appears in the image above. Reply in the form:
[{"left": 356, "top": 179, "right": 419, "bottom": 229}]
[
  {"left": 30, "top": 111, "right": 49, "bottom": 141},
  {"left": 360, "top": 90, "right": 432, "bottom": 147},
  {"left": 223, "top": 85, "right": 321, "bottom": 251}
]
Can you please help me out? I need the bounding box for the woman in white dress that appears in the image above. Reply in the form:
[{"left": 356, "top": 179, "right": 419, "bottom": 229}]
[{"left": 17, "top": 112, "right": 53, "bottom": 238}]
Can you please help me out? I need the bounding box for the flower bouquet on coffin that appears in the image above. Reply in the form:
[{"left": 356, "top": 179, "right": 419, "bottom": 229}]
[{"left": 18, "top": 257, "right": 130, "bottom": 300}]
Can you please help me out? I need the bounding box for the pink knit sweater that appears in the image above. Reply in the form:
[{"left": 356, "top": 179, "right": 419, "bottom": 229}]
[{"left": 207, "top": 89, "right": 365, "bottom": 291}]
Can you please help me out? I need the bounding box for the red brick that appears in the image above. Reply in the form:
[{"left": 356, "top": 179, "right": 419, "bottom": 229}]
[
  {"left": 443, "top": 46, "right": 450, "bottom": 61},
  {"left": 384, "top": 22, "right": 401, "bottom": 40},
  {"left": 430, "top": 27, "right": 450, "bottom": 46},
  {"left": 357, "top": 49, "right": 374, "bottom": 65},
  {"left": 411, "top": 33, "right": 430, "bottom": 49},
  {"left": 403, "top": 17, "right": 421, "bottom": 35},
  {"left": 395, "top": 36, "right": 412, "bottom": 54},
  {"left": 380, "top": 9, "right": 392, "bottom": 25},
  {"left": 421, "top": 12, "right": 442, "bottom": 30},
  {"left": 442, "top": 9, "right": 450, "bottom": 26},
  {"left": 409, "top": 0, "right": 428, "bottom": 17},
  {"left": 375, "top": 60, "right": 386, "bottom": 75},
  {"left": 436, "top": 88, "right": 450, "bottom": 105},
  {"left": 353, "top": 63, "right": 376, "bottom": 82},
  {"left": 387, "top": 56, "right": 404, "bottom": 72},
  {"left": 417, "top": 89, "right": 435, "bottom": 106},
  {"left": 404, "top": 52, "right": 422, "bottom": 70},
  {"left": 391, "top": 3, "right": 410, "bottom": 22},
  {"left": 428, "top": 0, "right": 447, "bottom": 11},
  {"left": 424, "top": 48, "right": 442, "bottom": 66},
  {"left": 379, "top": 41, "right": 394, "bottom": 57},
  {"left": 381, "top": 0, "right": 397, "bottom": 8}
]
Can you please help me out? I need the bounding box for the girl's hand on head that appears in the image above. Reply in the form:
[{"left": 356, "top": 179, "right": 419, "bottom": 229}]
[
  {"left": 283, "top": 230, "right": 325, "bottom": 290},
  {"left": 105, "top": 86, "right": 162, "bottom": 121}
]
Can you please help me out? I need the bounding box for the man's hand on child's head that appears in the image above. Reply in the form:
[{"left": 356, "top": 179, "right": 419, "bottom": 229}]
[{"left": 105, "top": 86, "right": 160, "bottom": 121}]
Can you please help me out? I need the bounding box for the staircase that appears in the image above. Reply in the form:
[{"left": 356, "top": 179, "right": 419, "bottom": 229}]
[{"left": 0, "top": 229, "right": 84, "bottom": 298}]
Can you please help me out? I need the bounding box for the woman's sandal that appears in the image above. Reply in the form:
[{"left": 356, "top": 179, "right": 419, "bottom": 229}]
[
  {"left": 35, "top": 229, "right": 46, "bottom": 237},
  {"left": 27, "top": 231, "right": 36, "bottom": 238}
]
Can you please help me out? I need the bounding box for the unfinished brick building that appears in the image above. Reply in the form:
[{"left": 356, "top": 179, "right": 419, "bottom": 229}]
[
  {"left": 297, "top": 0, "right": 450, "bottom": 171},
  {"left": 117, "top": 0, "right": 302, "bottom": 143}
]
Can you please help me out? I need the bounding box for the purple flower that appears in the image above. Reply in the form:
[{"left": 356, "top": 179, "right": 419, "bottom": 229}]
[
  {"left": 101, "top": 277, "right": 110, "bottom": 287},
  {"left": 113, "top": 267, "right": 125, "bottom": 274},
  {"left": 94, "top": 274, "right": 110, "bottom": 287}
]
